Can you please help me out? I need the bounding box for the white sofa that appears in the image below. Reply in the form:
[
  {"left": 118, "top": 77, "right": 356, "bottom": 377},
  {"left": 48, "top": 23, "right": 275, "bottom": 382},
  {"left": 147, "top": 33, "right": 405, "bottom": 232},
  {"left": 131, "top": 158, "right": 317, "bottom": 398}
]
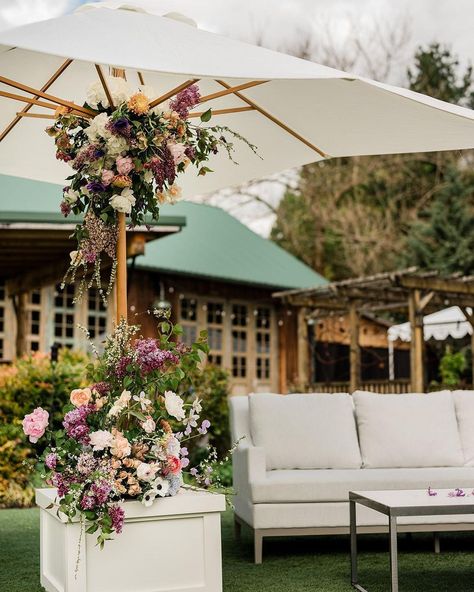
[{"left": 229, "top": 390, "right": 474, "bottom": 563}]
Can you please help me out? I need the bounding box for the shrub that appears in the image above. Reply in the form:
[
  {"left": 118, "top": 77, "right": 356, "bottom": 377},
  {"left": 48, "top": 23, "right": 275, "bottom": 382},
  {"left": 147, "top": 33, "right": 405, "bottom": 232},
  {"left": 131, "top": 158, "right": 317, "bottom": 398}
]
[{"left": 0, "top": 350, "right": 88, "bottom": 508}]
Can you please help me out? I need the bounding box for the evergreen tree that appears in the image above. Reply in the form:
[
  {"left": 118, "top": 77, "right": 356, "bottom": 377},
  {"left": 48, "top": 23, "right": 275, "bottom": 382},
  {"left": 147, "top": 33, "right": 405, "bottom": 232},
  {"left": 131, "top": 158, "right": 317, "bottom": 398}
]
[{"left": 403, "top": 169, "right": 474, "bottom": 275}]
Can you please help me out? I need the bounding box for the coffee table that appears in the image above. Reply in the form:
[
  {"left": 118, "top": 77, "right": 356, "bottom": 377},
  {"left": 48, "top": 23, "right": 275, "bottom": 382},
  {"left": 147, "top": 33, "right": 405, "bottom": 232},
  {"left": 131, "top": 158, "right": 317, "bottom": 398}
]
[{"left": 349, "top": 489, "right": 474, "bottom": 592}]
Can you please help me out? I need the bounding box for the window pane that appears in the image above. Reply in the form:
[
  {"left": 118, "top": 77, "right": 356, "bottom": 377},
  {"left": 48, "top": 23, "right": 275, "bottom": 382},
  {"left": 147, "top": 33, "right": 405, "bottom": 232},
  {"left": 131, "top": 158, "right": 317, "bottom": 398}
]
[
  {"left": 232, "top": 304, "right": 247, "bottom": 327},
  {"left": 207, "top": 302, "right": 224, "bottom": 325}
]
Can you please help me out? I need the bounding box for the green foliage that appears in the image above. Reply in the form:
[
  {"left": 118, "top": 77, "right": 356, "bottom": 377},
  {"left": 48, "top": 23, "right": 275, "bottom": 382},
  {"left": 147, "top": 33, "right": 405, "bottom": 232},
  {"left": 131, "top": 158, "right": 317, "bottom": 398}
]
[
  {"left": 408, "top": 42, "right": 474, "bottom": 106},
  {"left": 402, "top": 168, "right": 474, "bottom": 274},
  {"left": 439, "top": 346, "right": 467, "bottom": 387},
  {"left": 181, "top": 362, "right": 231, "bottom": 458},
  {"left": 0, "top": 350, "right": 88, "bottom": 508}
]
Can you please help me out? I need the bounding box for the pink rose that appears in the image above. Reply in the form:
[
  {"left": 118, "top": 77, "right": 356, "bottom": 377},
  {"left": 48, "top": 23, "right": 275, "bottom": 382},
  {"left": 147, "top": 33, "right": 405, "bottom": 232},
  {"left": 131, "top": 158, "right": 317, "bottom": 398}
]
[
  {"left": 116, "top": 156, "right": 134, "bottom": 175},
  {"left": 167, "top": 141, "right": 187, "bottom": 165},
  {"left": 101, "top": 169, "right": 115, "bottom": 186},
  {"left": 70, "top": 387, "right": 92, "bottom": 407},
  {"left": 167, "top": 455, "right": 182, "bottom": 475},
  {"left": 22, "top": 407, "right": 49, "bottom": 443}
]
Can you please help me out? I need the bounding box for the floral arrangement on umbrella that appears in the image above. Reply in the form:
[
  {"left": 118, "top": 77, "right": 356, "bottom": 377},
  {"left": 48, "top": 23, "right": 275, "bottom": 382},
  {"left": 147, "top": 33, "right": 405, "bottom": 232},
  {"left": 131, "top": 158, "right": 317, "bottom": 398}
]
[
  {"left": 46, "top": 77, "right": 257, "bottom": 302},
  {"left": 22, "top": 312, "right": 225, "bottom": 548}
]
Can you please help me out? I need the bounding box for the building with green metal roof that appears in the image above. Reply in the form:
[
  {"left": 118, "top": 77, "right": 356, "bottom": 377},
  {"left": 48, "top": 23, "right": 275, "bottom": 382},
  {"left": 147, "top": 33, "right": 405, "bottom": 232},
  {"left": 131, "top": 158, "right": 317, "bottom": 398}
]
[{"left": 0, "top": 174, "right": 326, "bottom": 393}]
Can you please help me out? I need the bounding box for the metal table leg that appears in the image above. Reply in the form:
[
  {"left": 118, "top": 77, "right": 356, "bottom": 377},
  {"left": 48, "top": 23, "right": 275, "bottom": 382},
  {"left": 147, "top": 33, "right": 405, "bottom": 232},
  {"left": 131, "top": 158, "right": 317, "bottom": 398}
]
[
  {"left": 350, "top": 500, "right": 358, "bottom": 586},
  {"left": 389, "top": 515, "right": 399, "bottom": 592}
]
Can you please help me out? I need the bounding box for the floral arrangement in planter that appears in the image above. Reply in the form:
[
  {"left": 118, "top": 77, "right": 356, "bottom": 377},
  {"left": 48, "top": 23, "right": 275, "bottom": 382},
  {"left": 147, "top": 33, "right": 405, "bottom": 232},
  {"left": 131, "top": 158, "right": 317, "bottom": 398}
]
[
  {"left": 22, "top": 313, "right": 225, "bottom": 547},
  {"left": 46, "top": 77, "right": 257, "bottom": 302}
]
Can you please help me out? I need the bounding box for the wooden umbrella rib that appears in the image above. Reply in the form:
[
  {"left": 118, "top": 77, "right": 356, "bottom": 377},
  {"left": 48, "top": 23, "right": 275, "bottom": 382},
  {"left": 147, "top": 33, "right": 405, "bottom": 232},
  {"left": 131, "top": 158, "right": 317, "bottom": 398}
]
[
  {"left": 16, "top": 112, "right": 56, "bottom": 120},
  {"left": 0, "top": 58, "right": 73, "bottom": 143},
  {"left": 149, "top": 78, "right": 200, "bottom": 109},
  {"left": 0, "top": 89, "right": 61, "bottom": 111},
  {"left": 137, "top": 71, "right": 145, "bottom": 86},
  {"left": 216, "top": 80, "right": 328, "bottom": 158},
  {"left": 188, "top": 105, "right": 255, "bottom": 118},
  {"left": 0, "top": 74, "right": 95, "bottom": 117},
  {"left": 95, "top": 64, "right": 115, "bottom": 108},
  {"left": 198, "top": 80, "right": 268, "bottom": 104}
]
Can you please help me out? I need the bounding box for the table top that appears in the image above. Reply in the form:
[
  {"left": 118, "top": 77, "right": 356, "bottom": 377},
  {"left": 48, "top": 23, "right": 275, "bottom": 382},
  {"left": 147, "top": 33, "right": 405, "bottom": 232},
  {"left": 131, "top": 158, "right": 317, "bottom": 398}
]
[{"left": 349, "top": 489, "right": 474, "bottom": 517}]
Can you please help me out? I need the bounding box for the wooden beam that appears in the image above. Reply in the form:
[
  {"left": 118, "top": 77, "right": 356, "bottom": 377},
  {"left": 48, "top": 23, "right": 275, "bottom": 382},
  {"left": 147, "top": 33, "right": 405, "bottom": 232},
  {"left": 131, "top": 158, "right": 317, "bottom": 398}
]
[
  {"left": 0, "top": 58, "right": 73, "bottom": 143},
  {"left": 188, "top": 106, "right": 254, "bottom": 118},
  {"left": 149, "top": 79, "right": 199, "bottom": 109},
  {"left": 349, "top": 303, "right": 360, "bottom": 393},
  {"left": 408, "top": 290, "right": 424, "bottom": 392},
  {"left": 216, "top": 80, "right": 328, "bottom": 158},
  {"left": 6, "top": 257, "right": 69, "bottom": 296},
  {"left": 400, "top": 275, "right": 474, "bottom": 296},
  {"left": 297, "top": 308, "right": 310, "bottom": 387},
  {"left": 95, "top": 64, "right": 115, "bottom": 108},
  {"left": 198, "top": 80, "right": 268, "bottom": 104},
  {"left": 0, "top": 74, "right": 95, "bottom": 117}
]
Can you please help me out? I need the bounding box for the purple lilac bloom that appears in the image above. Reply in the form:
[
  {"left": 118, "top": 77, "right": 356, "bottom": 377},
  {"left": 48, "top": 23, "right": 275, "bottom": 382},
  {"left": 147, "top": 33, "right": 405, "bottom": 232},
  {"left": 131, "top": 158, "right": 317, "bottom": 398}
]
[
  {"left": 80, "top": 494, "right": 96, "bottom": 510},
  {"left": 170, "top": 84, "right": 201, "bottom": 118},
  {"left": 190, "top": 467, "right": 198, "bottom": 477},
  {"left": 134, "top": 339, "right": 179, "bottom": 375},
  {"left": 91, "top": 480, "right": 112, "bottom": 504},
  {"left": 60, "top": 201, "right": 71, "bottom": 217},
  {"left": 427, "top": 486, "right": 437, "bottom": 497},
  {"left": 71, "top": 144, "right": 102, "bottom": 170},
  {"left": 108, "top": 505, "right": 125, "bottom": 534},
  {"left": 51, "top": 472, "right": 69, "bottom": 498},
  {"left": 45, "top": 453, "right": 58, "bottom": 470},
  {"left": 180, "top": 457, "right": 190, "bottom": 469},
  {"left": 92, "top": 381, "right": 110, "bottom": 396},
  {"left": 76, "top": 452, "right": 98, "bottom": 476},
  {"left": 83, "top": 250, "right": 97, "bottom": 264},
  {"left": 63, "top": 404, "right": 95, "bottom": 445},
  {"left": 184, "top": 146, "right": 195, "bottom": 161},
  {"left": 115, "top": 356, "right": 133, "bottom": 379}
]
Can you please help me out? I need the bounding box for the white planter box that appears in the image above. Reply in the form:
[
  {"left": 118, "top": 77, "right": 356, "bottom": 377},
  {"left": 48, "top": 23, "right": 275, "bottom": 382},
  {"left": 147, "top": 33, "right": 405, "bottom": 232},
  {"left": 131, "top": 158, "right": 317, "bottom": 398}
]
[{"left": 36, "top": 487, "right": 226, "bottom": 592}]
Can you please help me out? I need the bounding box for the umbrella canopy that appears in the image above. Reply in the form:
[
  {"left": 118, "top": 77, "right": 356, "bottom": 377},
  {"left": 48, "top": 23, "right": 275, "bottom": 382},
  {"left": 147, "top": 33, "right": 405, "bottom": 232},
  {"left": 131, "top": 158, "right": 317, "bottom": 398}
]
[
  {"left": 1, "top": 3, "right": 474, "bottom": 197},
  {"left": 388, "top": 306, "right": 474, "bottom": 343}
]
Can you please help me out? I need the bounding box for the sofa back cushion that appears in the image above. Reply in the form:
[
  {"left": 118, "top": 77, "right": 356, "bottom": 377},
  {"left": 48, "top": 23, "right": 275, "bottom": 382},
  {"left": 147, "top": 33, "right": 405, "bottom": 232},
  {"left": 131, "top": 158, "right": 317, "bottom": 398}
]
[
  {"left": 453, "top": 391, "right": 474, "bottom": 466},
  {"left": 353, "top": 390, "right": 464, "bottom": 468},
  {"left": 249, "top": 393, "right": 362, "bottom": 470}
]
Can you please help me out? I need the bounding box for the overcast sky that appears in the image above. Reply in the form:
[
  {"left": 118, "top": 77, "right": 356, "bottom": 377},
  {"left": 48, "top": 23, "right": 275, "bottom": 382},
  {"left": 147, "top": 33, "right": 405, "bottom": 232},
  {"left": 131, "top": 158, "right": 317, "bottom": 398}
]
[{"left": 1, "top": 0, "right": 473, "bottom": 234}]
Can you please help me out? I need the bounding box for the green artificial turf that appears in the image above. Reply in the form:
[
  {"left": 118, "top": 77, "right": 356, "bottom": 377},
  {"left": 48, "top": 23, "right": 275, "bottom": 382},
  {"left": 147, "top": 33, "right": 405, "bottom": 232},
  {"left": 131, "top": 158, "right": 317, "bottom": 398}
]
[{"left": 1, "top": 507, "right": 474, "bottom": 592}]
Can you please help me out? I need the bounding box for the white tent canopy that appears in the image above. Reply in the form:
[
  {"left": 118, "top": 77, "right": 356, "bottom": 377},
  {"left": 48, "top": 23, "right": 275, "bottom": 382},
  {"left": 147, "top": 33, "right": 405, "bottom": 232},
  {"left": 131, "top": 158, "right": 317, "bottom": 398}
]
[
  {"left": 388, "top": 306, "right": 474, "bottom": 343},
  {"left": 1, "top": 3, "right": 474, "bottom": 196}
]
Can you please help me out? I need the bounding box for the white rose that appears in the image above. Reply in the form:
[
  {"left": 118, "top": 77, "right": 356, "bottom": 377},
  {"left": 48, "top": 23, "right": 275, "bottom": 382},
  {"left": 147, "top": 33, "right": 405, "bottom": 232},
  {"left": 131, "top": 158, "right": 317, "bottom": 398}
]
[
  {"left": 109, "top": 188, "right": 136, "bottom": 214},
  {"left": 167, "top": 141, "right": 187, "bottom": 165},
  {"left": 137, "top": 462, "right": 158, "bottom": 483},
  {"left": 86, "top": 81, "right": 108, "bottom": 109},
  {"left": 63, "top": 188, "right": 79, "bottom": 204},
  {"left": 144, "top": 170, "right": 153, "bottom": 183},
  {"left": 141, "top": 416, "right": 156, "bottom": 434},
  {"left": 106, "top": 135, "right": 128, "bottom": 157},
  {"left": 69, "top": 250, "right": 83, "bottom": 266},
  {"left": 109, "top": 77, "right": 133, "bottom": 105},
  {"left": 164, "top": 390, "right": 185, "bottom": 421},
  {"left": 85, "top": 112, "right": 110, "bottom": 141},
  {"left": 89, "top": 430, "right": 113, "bottom": 451},
  {"left": 166, "top": 436, "right": 180, "bottom": 456},
  {"left": 166, "top": 184, "right": 182, "bottom": 204}
]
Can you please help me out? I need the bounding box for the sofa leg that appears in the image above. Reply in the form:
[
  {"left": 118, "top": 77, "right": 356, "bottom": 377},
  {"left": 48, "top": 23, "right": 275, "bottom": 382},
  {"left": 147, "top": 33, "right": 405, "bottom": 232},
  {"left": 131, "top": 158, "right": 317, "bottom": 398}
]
[
  {"left": 234, "top": 516, "right": 242, "bottom": 540},
  {"left": 433, "top": 532, "right": 440, "bottom": 554},
  {"left": 254, "top": 530, "right": 263, "bottom": 564}
]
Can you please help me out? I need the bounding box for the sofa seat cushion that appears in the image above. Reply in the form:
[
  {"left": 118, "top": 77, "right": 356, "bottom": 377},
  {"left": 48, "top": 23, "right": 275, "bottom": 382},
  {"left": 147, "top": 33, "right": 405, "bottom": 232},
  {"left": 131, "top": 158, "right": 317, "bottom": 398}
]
[
  {"left": 353, "top": 391, "right": 464, "bottom": 468},
  {"left": 250, "top": 467, "right": 474, "bottom": 503},
  {"left": 249, "top": 393, "right": 362, "bottom": 470},
  {"left": 453, "top": 391, "right": 474, "bottom": 466}
]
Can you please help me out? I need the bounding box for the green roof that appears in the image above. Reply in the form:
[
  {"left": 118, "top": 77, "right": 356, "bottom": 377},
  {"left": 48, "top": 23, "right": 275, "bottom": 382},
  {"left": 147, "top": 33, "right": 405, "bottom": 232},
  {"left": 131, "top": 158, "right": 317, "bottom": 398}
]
[
  {"left": 0, "top": 174, "right": 327, "bottom": 290},
  {"left": 143, "top": 201, "right": 326, "bottom": 290}
]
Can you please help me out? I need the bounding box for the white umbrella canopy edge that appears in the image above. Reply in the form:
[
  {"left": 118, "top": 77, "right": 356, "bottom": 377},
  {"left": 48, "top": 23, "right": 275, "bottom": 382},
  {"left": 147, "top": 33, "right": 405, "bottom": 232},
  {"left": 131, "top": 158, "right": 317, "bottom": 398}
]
[{"left": 388, "top": 306, "right": 474, "bottom": 343}]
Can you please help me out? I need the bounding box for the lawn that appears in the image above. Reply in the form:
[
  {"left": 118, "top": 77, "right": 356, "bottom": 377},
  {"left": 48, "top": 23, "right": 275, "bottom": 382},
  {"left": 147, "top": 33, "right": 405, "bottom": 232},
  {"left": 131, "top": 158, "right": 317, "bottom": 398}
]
[{"left": 1, "top": 507, "right": 474, "bottom": 591}]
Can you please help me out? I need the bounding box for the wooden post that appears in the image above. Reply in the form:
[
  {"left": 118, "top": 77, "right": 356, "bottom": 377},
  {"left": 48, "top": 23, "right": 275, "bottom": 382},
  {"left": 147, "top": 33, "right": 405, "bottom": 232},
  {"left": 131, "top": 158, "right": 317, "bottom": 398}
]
[
  {"left": 463, "top": 309, "right": 474, "bottom": 387},
  {"left": 408, "top": 290, "right": 424, "bottom": 392},
  {"left": 349, "top": 303, "right": 360, "bottom": 393},
  {"left": 15, "top": 291, "right": 29, "bottom": 357},
  {"left": 297, "top": 307, "right": 309, "bottom": 388}
]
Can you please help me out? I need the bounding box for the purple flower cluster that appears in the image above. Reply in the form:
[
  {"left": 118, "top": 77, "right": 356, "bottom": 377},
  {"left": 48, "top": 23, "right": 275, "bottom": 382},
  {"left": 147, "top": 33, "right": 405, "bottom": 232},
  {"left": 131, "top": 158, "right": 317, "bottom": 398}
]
[
  {"left": 135, "top": 339, "right": 179, "bottom": 374},
  {"left": 170, "top": 84, "right": 201, "bottom": 117},
  {"left": 45, "top": 452, "right": 58, "bottom": 470},
  {"left": 115, "top": 355, "right": 133, "bottom": 379},
  {"left": 108, "top": 504, "right": 125, "bottom": 534},
  {"left": 92, "top": 381, "right": 110, "bottom": 396},
  {"left": 71, "top": 144, "right": 102, "bottom": 171},
  {"left": 146, "top": 147, "right": 176, "bottom": 192},
  {"left": 63, "top": 404, "right": 95, "bottom": 445},
  {"left": 91, "top": 480, "right": 112, "bottom": 504},
  {"left": 51, "top": 472, "right": 70, "bottom": 497},
  {"left": 106, "top": 117, "right": 132, "bottom": 139},
  {"left": 60, "top": 201, "right": 71, "bottom": 217},
  {"left": 76, "top": 452, "right": 98, "bottom": 476}
]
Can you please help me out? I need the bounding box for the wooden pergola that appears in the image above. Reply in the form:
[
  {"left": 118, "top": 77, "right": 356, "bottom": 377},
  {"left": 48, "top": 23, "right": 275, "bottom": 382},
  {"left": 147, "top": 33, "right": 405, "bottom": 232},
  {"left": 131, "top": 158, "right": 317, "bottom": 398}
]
[{"left": 274, "top": 268, "right": 474, "bottom": 393}]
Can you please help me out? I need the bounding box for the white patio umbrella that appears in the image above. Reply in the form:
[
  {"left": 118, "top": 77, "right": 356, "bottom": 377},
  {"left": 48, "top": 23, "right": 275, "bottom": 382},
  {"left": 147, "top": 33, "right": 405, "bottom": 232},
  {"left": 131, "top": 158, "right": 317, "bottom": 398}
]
[{"left": 1, "top": 3, "right": 474, "bottom": 319}]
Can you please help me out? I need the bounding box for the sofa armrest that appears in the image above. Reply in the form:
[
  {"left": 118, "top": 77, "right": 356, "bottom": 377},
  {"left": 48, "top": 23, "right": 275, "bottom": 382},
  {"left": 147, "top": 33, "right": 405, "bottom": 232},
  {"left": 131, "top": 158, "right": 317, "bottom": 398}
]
[{"left": 232, "top": 443, "right": 266, "bottom": 501}]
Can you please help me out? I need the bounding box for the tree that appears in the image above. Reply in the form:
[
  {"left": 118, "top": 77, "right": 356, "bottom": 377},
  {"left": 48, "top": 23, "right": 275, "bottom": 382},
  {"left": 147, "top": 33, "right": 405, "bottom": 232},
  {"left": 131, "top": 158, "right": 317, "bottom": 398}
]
[
  {"left": 408, "top": 43, "right": 474, "bottom": 106},
  {"left": 402, "top": 168, "right": 474, "bottom": 275}
]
